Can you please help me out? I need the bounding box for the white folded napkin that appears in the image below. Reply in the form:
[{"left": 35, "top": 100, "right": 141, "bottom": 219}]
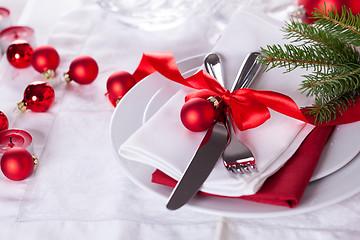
[{"left": 119, "top": 10, "right": 315, "bottom": 196}]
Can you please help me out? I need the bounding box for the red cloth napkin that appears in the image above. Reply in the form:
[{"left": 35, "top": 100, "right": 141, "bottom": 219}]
[{"left": 152, "top": 126, "right": 334, "bottom": 208}]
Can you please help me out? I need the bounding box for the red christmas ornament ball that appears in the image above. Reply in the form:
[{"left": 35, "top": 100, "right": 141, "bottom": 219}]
[
  {"left": 17, "top": 81, "right": 55, "bottom": 112},
  {"left": 0, "top": 111, "right": 9, "bottom": 131},
  {"left": 64, "top": 56, "right": 98, "bottom": 84},
  {"left": 106, "top": 71, "right": 136, "bottom": 101},
  {"left": 299, "top": 0, "right": 360, "bottom": 24},
  {"left": 1, "top": 147, "right": 35, "bottom": 181},
  {"left": 6, "top": 40, "right": 33, "bottom": 68},
  {"left": 180, "top": 98, "right": 215, "bottom": 132},
  {"left": 31, "top": 45, "right": 60, "bottom": 77}
]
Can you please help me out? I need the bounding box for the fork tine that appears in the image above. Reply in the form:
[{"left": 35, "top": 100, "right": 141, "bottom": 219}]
[
  {"left": 242, "top": 164, "right": 251, "bottom": 174},
  {"left": 242, "top": 165, "right": 251, "bottom": 174},
  {"left": 244, "top": 163, "right": 253, "bottom": 173},
  {"left": 233, "top": 165, "right": 240, "bottom": 173},
  {"left": 236, "top": 166, "right": 245, "bottom": 174},
  {"left": 227, "top": 165, "right": 235, "bottom": 173},
  {"left": 226, "top": 162, "right": 257, "bottom": 174},
  {"left": 249, "top": 163, "right": 257, "bottom": 172}
]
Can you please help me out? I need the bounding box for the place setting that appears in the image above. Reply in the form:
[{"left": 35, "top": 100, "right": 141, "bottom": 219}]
[
  {"left": 2, "top": 0, "right": 360, "bottom": 239},
  {"left": 110, "top": 4, "right": 360, "bottom": 218}
]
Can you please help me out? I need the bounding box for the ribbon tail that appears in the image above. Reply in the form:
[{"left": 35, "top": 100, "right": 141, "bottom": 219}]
[
  {"left": 132, "top": 52, "right": 226, "bottom": 92},
  {"left": 132, "top": 52, "right": 184, "bottom": 82}
]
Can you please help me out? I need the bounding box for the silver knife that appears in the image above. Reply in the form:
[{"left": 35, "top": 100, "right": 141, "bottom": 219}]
[{"left": 166, "top": 122, "right": 228, "bottom": 210}]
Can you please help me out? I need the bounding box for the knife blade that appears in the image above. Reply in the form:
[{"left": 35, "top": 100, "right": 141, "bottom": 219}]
[{"left": 166, "top": 122, "right": 228, "bottom": 210}]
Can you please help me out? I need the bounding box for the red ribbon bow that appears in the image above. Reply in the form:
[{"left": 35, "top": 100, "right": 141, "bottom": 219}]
[{"left": 131, "top": 52, "right": 360, "bottom": 130}]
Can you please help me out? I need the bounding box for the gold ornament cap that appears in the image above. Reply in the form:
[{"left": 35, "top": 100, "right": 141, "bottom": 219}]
[
  {"left": 290, "top": 5, "right": 306, "bottom": 18},
  {"left": 207, "top": 96, "right": 221, "bottom": 109},
  {"left": 43, "top": 69, "right": 55, "bottom": 80},
  {"left": 32, "top": 155, "right": 38, "bottom": 169},
  {"left": 63, "top": 72, "right": 72, "bottom": 82},
  {"left": 17, "top": 101, "right": 27, "bottom": 113}
]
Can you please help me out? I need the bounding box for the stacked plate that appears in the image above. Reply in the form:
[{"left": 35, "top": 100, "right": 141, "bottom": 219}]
[{"left": 110, "top": 54, "right": 360, "bottom": 218}]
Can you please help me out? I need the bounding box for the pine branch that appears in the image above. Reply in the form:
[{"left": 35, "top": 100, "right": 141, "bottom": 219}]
[
  {"left": 303, "top": 91, "right": 357, "bottom": 124},
  {"left": 283, "top": 19, "right": 338, "bottom": 49},
  {"left": 300, "top": 64, "right": 360, "bottom": 98},
  {"left": 312, "top": 5, "right": 360, "bottom": 47},
  {"left": 282, "top": 20, "right": 360, "bottom": 63},
  {"left": 259, "top": 44, "right": 344, "bottom": 73}
]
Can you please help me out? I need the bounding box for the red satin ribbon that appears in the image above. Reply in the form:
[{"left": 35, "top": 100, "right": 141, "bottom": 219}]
[{"left": 132, "top": 51, "right": 360, "bottom": 130}]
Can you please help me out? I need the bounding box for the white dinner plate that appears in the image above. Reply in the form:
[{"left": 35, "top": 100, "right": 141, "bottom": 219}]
[{"left": 110, "top": 54, "right": 360, "bottom": 218}]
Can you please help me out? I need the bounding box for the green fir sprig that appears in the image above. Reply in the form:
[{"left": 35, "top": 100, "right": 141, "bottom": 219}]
[{"left": 259, "top": 4, "right": 360, "bottom": 124}]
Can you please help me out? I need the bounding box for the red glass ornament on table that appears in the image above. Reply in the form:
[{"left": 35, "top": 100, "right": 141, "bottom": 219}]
[
  {"left": 106, "top": 71, "right": 136, "bottom": 105},
  {"left": 31, "top": 45, "right": 60, "bottom": 80},
  {"left": 17, "top": 81, "right": 55, "bottom": 112},
  {"left": 6, "top": 40, "right": 33, "bottom": 68},
  {"left": 180, "top": 98, "right": 215, "bottom": 132},
  {"left": 0, "top": 147, "right": 37, "bottom": 181},
  {"left": 297, "top": 0, "right": 360, "bottom": 24},
  {"left": 64, "top": 55, "right": 99, "bottom": 84},
  {"left": 0, "top": 111, "right": 9, "bottom": 132}
]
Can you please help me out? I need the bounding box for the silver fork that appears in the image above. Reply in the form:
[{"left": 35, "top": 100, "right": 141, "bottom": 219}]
[
  {"left": 204, "top": 52, "right": 261, "bottom": 174},
  {"left": 224, "top": 52, "right": 262, "bottom": 174}
]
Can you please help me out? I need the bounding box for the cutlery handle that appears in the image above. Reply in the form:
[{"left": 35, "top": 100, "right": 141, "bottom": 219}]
[
  {"left": 204, "top": 53, "right": 225, "bottom": 87},
  {"left": 231, "top": 52, "right": 261, "bottom": 91}
]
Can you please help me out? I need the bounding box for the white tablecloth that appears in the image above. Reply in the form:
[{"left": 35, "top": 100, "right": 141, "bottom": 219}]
[{"left": 0, "top": 0, "right": 359, "bottom": 239}]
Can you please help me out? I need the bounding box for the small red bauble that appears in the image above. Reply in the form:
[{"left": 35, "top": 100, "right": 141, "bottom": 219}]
[
  {"left": 64, "top": 56, "right": 98, "bottom": 84},
  {"left": 298, "top": 0, "right": 360, "bottom": 24},
  {"left": 0, "top": 147, "right": 36, "bottom": 181},
  {"left": 0, "top": 111, "right": 9, "bottom": 131},
  {"left": 31, "top": 45, "right": 60, "bottom": 80},
  {"left": 106, "top": 71, "right": 136, "bottom": 103},
  {"left": 6, "top": 40, "right": 33, "bottom": 68},
  {"left": 17, "top": 81, "right": 55, "bottom": 113},
  {"left": 180, "top": 98, "right": 215, "bottom": 132}
]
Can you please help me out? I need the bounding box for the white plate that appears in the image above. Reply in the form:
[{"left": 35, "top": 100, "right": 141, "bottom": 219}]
[
  {"left": 110, "top": 54, "right": 360, "bottom": 218},
  {"left": 311, "top": 122, "right": 360, "bottom": 181}
]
